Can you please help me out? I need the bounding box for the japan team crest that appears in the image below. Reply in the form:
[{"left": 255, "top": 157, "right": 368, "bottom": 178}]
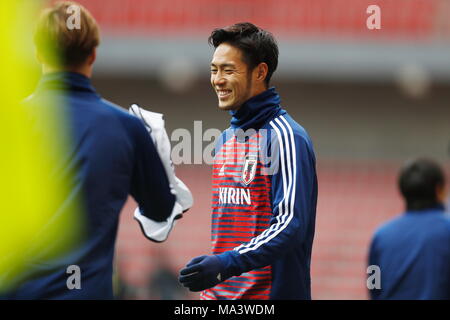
[{"left": 241, "top": 155, "right": 258, "bottom": 185}]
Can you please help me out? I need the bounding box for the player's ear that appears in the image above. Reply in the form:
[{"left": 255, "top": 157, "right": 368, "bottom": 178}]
[
  {"left": 87, "top": 47, "right": 97, "bottom": 66},
  {"left": 436, "top": 184, "right": 446, "bottom": 203},
  {"left": 255, "top": 62, "right": 268, "bottom": 83}
]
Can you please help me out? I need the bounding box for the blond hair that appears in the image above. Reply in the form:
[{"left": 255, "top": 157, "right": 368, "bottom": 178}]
[{"left": 34, "top": 1, "right": 100, "bottom": 68}]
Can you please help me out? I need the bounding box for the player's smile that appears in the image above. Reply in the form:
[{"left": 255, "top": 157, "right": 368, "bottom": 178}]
[{"left": 217, "top": 89, "right": 232, "bottom": 100}]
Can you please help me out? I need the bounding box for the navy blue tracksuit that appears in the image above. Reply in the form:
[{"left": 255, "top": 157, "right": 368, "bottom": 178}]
[
  {"left": 368, "top": 205, "right": 450, "bottom": 300},
  {"left": 201, "top": 88, "right": 318, "bottom": 300},
  {"left": 2, "top": 72, "right": 175, "bottom": 299}
]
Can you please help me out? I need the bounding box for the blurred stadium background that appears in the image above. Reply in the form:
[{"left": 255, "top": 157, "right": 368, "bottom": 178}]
[{"left": 39, "top": 0, "right": 450, "bottom": 299}]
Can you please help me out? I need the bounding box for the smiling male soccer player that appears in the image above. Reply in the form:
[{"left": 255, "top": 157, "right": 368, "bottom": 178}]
[
  {"left": 179, "top": 23, "right": 318, "bottom": 300},
  {"left": 2, "top": 1, "right": 183, "bottom": 299}
]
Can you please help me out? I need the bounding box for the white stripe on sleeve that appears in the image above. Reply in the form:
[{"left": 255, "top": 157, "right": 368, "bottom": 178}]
[{"left": 235, "top": 116, "right": 297, "bottom": 254}]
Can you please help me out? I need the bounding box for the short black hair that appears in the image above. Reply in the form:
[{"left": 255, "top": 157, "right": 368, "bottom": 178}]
[
  {"left": 398, "top": 158, "right": 445, "bottom": 211},
  {"left": 208, "top": 22, "right": 279, "bottom": 86}
]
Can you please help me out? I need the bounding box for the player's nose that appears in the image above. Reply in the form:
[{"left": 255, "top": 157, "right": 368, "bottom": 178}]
[{"left": 212, "top": 72, "right": 226, "bottom": 86}]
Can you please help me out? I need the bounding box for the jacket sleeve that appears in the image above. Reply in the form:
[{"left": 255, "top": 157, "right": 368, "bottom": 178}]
[
  {"left": 217, "top": 118, "right": 318, "bottom": 277},
  {"left": 128, "top": 117, "right": 178, "bottom": 241}
]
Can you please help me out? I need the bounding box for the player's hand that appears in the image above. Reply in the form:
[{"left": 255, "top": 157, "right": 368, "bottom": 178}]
[{"left": 178, "top": 255, "right": 224, "bottom": 291}]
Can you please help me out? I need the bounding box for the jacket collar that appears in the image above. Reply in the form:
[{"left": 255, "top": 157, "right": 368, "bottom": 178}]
[
  {"left": 229, "top": 87, "right": 282, "bottom": 131},
  {"left": 406, "top": 203, "right": 446, "bottom": 215},
  {"left": 36, "top": 72, "right": 99, "bottom": 97}
]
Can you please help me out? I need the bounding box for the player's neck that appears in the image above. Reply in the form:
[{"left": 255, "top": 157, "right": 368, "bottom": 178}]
[
  {"left": 249, "top": 85, "right": 268, "bottom": 101},
  {"left": 42, "top": 64, "right": 93, "bottom": 79}
]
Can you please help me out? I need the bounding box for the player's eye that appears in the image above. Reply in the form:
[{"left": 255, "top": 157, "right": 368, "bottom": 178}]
[
  {"left": 225, "top": 69, "right": 233, "bottom": 73},
  {"left": 211, "top": 69, "right": 218, "bottom": 73}
]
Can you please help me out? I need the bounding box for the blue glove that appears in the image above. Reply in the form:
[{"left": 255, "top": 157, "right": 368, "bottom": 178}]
[{"left": 178, "top": 255, "right": 225, "bottom": 292}]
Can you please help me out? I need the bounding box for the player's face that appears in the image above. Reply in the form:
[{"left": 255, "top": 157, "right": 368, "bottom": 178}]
[{"left": 210, "top": 43, "right": 253, "bottom": 111}]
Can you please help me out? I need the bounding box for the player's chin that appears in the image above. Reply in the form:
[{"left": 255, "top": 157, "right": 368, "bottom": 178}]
[{"left": 217, "top": 100, "right": 237, "bottom": 111}]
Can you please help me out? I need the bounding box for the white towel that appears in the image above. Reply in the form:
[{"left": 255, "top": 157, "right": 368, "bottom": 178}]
[{"left": 129, "top": 104, "right": 194, "bottom": 242}]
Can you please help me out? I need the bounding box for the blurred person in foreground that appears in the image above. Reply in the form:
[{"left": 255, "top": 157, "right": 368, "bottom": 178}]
[
  {"left": 2, "top": 1, "right": 186, "bottom": 299},
  {"left": 179, "top": 23, "right": 318, "bottom": 300},
  {"left": 368, "top": 158, "right": 450, "bottom": 300}
]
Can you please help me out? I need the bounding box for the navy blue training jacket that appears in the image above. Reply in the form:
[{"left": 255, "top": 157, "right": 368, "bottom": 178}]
[
  {"left": 368, "top": 204, "right": 450, "bottom": 300},
  {"left": 2, "top": 72, "right": 175, "bottom": 299},
  {"left": 201, "top": 88, "right": 318, "bottom": 300}
]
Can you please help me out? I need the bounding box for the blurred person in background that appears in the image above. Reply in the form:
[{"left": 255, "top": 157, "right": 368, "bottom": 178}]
[
  {"left": 147, "top": 249, "right": 189, "bottom": 300},
  {"left": 368, "top": 158, "right": 450, "bottom": 300},
  {"left": 179, "top": 22, "right": 318, "bottom": 300},
  {"left": 2, "top": 1, "right": 182, "bottom": 299}
]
